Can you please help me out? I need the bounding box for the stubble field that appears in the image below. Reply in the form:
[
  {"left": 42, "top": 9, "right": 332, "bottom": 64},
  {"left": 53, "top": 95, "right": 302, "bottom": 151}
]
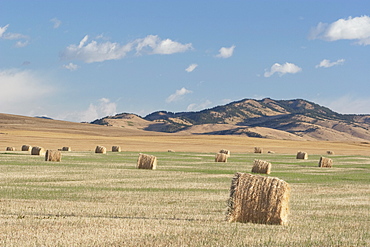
[{"left": 0, "top": 150, "right": 369, "bottom": 246}]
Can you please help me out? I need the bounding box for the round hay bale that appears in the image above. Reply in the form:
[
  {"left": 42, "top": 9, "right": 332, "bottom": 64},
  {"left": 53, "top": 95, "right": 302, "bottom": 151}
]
[
  {"left": 112, "top": 146, "right": 121, "bottom": 152},
  {"left": 318, "top": 156, "right": 333, "bottom": 168},
  {"left": 21, "top": 145, "right": 32, "bottom": 151},
  {"left": 45, "top": 150, "right": 62, "bottom": 162},
  {"left": 251, "top": 159, "right": 272, "bottom": 174},
  {"left": 6, "top": 147, "right": 16, "bottom": 151},
  {"left": 137, "top": 153, "right": 157, "bottom": 169},
  {"left": 62, "top": 147, "right": 72, "bottom": 151},
  {"left": 215, "top": 153, "right": 227, "bottom": 162},
  {"left": 219, "top": 149, "right": 230, "bottom": 157},
  {"left": 31, "top": 146, "right": 46, "bottom": 156},
  {"left": 254, "top": 147, "right": 263, "bottom": 153},
  {"left": 296, "top": 151, "right": 308, "bottom": 159},
  {"left": 95, "top": 145, "right": 107, "bottom": 154}
]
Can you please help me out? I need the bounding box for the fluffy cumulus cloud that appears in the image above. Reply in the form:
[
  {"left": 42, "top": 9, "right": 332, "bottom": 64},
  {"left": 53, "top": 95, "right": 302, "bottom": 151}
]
[
  {"left": 50, "top": 18, "right": 62, "bottom": 29},
  {"left": 185, "top": 64, "right": 198, "bottom": 72},
  {"left": 315, "top": 59, "right": 345, "bottom": 68},
  {"left": 78, "top": 98, "right": 117, "bottom": 122},
  {"left": 264, "top": 62, "right": 302, "bottom": 77},
  {"left": 187, "top": 100, "right": 212, "bottom": 111},
  {"left": 61, "top": 35, "right": 193, "bottom": 63},
  {"left": 0, "top": 24, "right": 29, "bottom": 47},
  {"left": 63, "top": 62, "right": 80, "bottom": 71},
  {"left": 310, "top": 15, "right": 370, "bottom": 45},
  {"left": 216, "top": 45, "right": 235, "bottom": 58},
  {"left": 166, "top": 87, "right": 192, "bottom": 103}
]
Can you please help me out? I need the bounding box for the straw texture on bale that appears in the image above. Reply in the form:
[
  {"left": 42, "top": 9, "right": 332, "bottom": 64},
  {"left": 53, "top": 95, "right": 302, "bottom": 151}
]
[
  {"left": 219, "top": 149, "right": 230, "bottom": 156},
  {"left": 112, "top": 146, "right": 121, "bottom": 152},
  {"left": 62, "top": 147, "right": 71, "bottom": 151},
  {"left": 21, "top": 145, "right": 32, "bottom": 151},
  {"left": 137, "top": 153, "right": 157, "bottom": 170},
  {"left": 326, "top": 150, "right": 334, "bottom": 155},
  {"left": 251, "top": 159, "right": 272, "bottom": 174},
  {"left": 6, "top": 147, "right": 15, "bottom": 151},
  {"left": 95, "top": 145, "right": 107, "bottom": 154},
  {"left": 318, "top": 157, "right": 333, "bottom": 168},
  {"left": 254, "top": 147, "right": 263, "bottom": 153},
  {"left": 31, "top": 146, "right": 46, "bottom": 156},
  {"left": 227, "top": 173, "right": 290, "bottom": 225},
  {"left": 215, "top": 153, "right": 228, "bottom": 162},
  {"left": 45, "top": 150, "right": 62, "bottom": 162},
  {"left": 296, "top": 151, "right": 308, "bottom": 159}
]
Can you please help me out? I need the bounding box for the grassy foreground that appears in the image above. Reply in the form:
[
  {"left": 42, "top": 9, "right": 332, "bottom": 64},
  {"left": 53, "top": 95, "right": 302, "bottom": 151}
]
[{"left": 0, "top": 151, "right": 369, "bottom": 246}]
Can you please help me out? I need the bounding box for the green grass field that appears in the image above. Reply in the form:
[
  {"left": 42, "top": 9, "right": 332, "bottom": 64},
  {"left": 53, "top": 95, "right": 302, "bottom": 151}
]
[{"left": 0, "top": 151, "right": 369, "bottom": 246}]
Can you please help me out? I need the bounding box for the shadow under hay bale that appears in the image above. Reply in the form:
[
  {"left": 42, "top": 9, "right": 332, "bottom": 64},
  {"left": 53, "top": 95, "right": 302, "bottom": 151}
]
[
  {"left": 21, "top": 145, "right": 32, "bottom": 151},
  {"left": 215, "top": 153, "right": 228, "bottom": 162},
  {"left": 6, "top": 147, "right": 15, "bottom": 151},
  {"left": 296, "top": 151, "right": 308, "bottom": 159},
  {"left": 137, "top": 153, "right": 157, "bottom": 169},
  {"left": 318, "top": 157, "right": 333, "bottom": 168},
  {"left": 45, "top": 150, "right": 62, "bottom": 162},
  {"left": 62, "top": 147, "right": 71, "bottom": 151},
  {"left": 31, "top": 146, "right": 46, "bottom": 156},
  {"left": 254, "top": 147, "right": 263, "bottom": 153},
  {"left": 219, "top": 149, "right": 230, "bottom": 157},
  {"left": 95, "top": 145, "right": 106, "bottom": 154},
  {"left": 251, "top": 159, "right": 272, "bottom": 174},
  {"left": 112, "top": 146, "right": 121, "bottom": 152},
  {"left": 227, "top": 173, "right": 290, "bottom": 225}
]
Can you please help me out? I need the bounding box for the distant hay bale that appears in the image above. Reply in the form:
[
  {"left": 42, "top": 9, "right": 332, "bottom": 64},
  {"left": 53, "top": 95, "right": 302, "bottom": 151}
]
[
  {"left": 168, "top": 149, "right": 175, "bottom": 152},
  {"left": 268, "top": 151, "right": 275, "bottom": 154},
  {"left": 326, "top": 150, "right": 334, "bottom": 155},
  {"left": 45, "top": 150, "right": 62, "bottom": 162},
  {"left": 21, "top": 145, "right": 32, "bottom": 151},
  {"left": 226, "top": 173, "right": 290, "bottom": 225},
  {"left": 318, "top": 157, "right": 333, "bottom": 168},
  {"left": 254, "top": 147, "right": 263, "bottom": 153},
  {"left": 112, "top": 146, "right": 121, "bottom": 152},
  {"left": 62, "top": 147, "right": 71, "bottom": 151},
  {"left": 296, "top": 151, "right": 308, "bottom": 159},
  {"left": 215, "top": 153, "right": 228, "bottom": 162},
  {"left": 251, "top": 159, "right": 272, "bottom": 174},
  {"left": 6, "top": 147, "right": 16, "bottom": 151},
  {"left": 219, "top": 149, "right": 230, "bottom": 157},
  {"left": 31, "top": 146, "right": 46, "bottom": 156},
  {"left": 95, "top": 145, "right": 106, "bottom": 154},
  {"left": 137, "top": 153, "right": 157, "bottom": 169}
]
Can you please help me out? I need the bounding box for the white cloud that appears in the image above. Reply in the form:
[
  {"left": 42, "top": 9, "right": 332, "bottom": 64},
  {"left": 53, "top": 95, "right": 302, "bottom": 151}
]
[
  {"left": 310, "top": 15, "right": 370, "bottom": 45},
  {"left": 50, "top": 18, "right": 62, "bottom": 29},
  {"left": 15, "top": 40, "right": 29, "bottom": 48},
  {"left": 315, "top": 59, "right": 345, "bottom": 68},
  {"left": 61, "top": 35, "right": 193, "bottom": 63},
  {"left": 166, "top": 87, "right": 192, "bottom": 103},
  {"left": 317, "top": 95, "right": 370, "bottom": 114},
  {"left": 63, "top": 62, "right": 80, "bottom": 71},
  {"left": 264, "top": 62, "right": 302, "bottom": 77},
  {"left": 0, "top": 24, "right": 30, "bottom": 47},
  {"left": 98, "top": 98, "right": 117, "bottom": 116},
  {"left": 0, "top": 24, "right": 9, "bottom": 37},
  {"left": 69, "top": 98, "right": 118, "bottom": 122},
  {"left": 0, "top": 68, "right": 54, "bottom": 106},
  {"left": 187, "top": 100, "right": 212, "bottom": 111},
  {"left": 185, "top": 64, "right": 198, "bottom": 72},
  {"left": 216, "top": 45, "right": 235, "bottom": 58}
]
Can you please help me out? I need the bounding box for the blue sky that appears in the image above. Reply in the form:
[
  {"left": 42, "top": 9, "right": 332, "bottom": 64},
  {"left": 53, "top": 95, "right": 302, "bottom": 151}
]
[{"left": 1, "top": 0, "right": 370, "bottom": 122}]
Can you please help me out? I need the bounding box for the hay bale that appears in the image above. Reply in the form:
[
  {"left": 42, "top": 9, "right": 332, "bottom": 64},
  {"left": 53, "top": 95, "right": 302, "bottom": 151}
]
[
  {"left": 168, "top": 149, "right": 175, "bottom": 152},
  {"left": 254, "top": 147, "right": 263, "bottom": 153},
  {"left": 31, "top": 146, "right": 46, "bottom": 156},
  {"left": 45, "top": 150, "right": 62, "bottom": 162},
  {"left": 137, "top": 153, "right": 157, "bottom": 169},
  {"left": 296, "top": 151, "right": 308, "bottom": 159},
  {"left": 219, "top": 149, "right": 230, "bottom": 157},
  {"left": 326, "top": 150, "right": 334, "bottom": 155},
  {"left": 95, "top": 145, "right": 106, "bottom": 154},
  {"left": 112, "top": 146, "right": 121, "bottom": 152},
  {"left": 267, "top": 151, "right": 275, "bottom": 154},
  {"left": 21, "top": 145, "right": 32, "bottom": 151},
  {"left": 215, "top": 152, "right": 228, "bottom": 162},
  {"left": 6, "top": 147, "right": 16, "bottom": 151},
  {"left": 318, "top": 157, "right": 333, "bottom": 168},
  {"left": 62, "top": 147, "right": 71, "bottom": 151},
  {"left": 226, "top": 173, "right": 290, "bottom": 225},
  {"left": 251, "top": 159, "right": 272, "bottom": 174}
]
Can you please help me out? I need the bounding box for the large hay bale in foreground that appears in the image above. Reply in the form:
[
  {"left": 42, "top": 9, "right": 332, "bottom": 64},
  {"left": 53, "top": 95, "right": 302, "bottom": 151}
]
[
  {"left": 45, "top": 150, "right": 62, "bottom": 162},
  {"left": 137, "top": 153, "right": 157, "bottom": 170},
  {"left": 227, "top": 173, "right": 290, "bottom": 225},
  {"left": 21, "top": 145, "right": 32, "bottom": 151},
  {"left": 215, "top": 153, "right": 228, "bottom": 162},
  {"left": 254, "top": 147, "right": 263, "bottom": 153},
  {"left": 62, "top": 147, "right": 71, "bottom": 151},
  {"left": 219, "top": 149, "right": 230, "bottom": 157},
  {"left": 251, "top": 159, "right": 272, "bottom": 174},
  {"left": 318, "top": 157, "right": 333, "bottom": 168},
  {"left": 31, "top": 146, "right": 46, "bottom": 156},
  {"left": 112, "top": 146, "right": 121, "bottom": 152},
  {"left": 6, "top": 147, "right": 16, "bottom": 151},
  {"left": 296, "top": 151, "right": 308, "bottom": 159},
  {"left": 95, "top": 145, "right": 106, "bottom": 154}
]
